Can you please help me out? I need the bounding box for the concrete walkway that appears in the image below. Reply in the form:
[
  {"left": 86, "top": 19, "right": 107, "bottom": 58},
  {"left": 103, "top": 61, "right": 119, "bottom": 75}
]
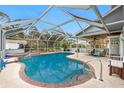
[{"left": 0, "top": 53, "right": 124, "bottom": 88}]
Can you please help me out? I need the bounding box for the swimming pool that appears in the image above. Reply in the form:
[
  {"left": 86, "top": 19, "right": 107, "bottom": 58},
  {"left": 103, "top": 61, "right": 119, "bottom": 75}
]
[{"left": 20, "top": 52, "right": 93, "bottom": 87}]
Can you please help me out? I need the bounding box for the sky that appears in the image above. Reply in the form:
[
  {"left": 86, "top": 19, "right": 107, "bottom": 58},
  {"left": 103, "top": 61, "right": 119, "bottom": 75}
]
[{"left": 0, "top": 5, "right": 110, "bottom": 34}]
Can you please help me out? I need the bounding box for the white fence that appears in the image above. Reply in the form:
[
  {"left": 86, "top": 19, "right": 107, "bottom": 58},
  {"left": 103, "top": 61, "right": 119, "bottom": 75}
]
[
  {"left": 6, "top": 49, "right": 24, "bottom": 54},
  {"left": 60, "top": 48, "right": 87, "bottom": 53},
  {"left": 69, "top": 48, "right": 87, "bottom": 53}
]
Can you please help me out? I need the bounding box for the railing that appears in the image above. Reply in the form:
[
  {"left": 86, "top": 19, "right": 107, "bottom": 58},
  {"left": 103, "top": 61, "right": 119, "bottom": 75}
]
[
  {"left": 70, "top": 66, "right": 97, "bottom": 81},
  {"left": 21, "top": 54, "right": 31, "bottom": 60},
  {"left": 24, "top": 47, "right": 62, "bottom": 53},
  {"left": 70, "top": 58, "right": 103, "bottom": 81},
  {"left": 85, "top": 59, "right": 103, "bottom": 81}
]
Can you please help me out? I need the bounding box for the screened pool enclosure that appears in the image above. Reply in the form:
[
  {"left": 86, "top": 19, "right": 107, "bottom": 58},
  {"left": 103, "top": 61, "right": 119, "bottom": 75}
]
[{"left": 0, "top": 5, "right": 112, "bottom": 59}]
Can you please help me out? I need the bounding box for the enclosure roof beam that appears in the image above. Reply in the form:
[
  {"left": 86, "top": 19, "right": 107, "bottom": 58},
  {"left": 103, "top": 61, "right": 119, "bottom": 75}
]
[
  {"left": 54, "top": 30, "right": 71, "bottom": 38},
  {"left": 54, "top": 35, "right": 63, "bottom": 42},
  {"left": 58, "top": 7, "right": 82, "bottom": 37},
  {"left": 0, "top": 18, "right": 37, "bottom": 28},
  {"left": 43, "top": 19, "right": 75, "bottom": 32},
  {"left": 60, "top": 5, "right": 90, "bottom": 10},
  {"left": 59, "top": 7, "right": 103, "bottom": 28},
  {"left": 38, "top": 30, "right": 63, "bottom": 40},
  {"left": 38, "top": 18, "right": 75, "bottom": 40},
  {"left": 91, "top": 5, "right": 110, "bottom": 33},
  {"left": 76, "top": 5, "right": 121, "bottom": 36},
  {"left": 40, "top": 19, "right": 61, "bottom": 28},
  {"left": 24, "top": 6, "right": 54, "bottom": 34},
  {"left": 38, "top": 32, "right": 48, "bottom": 40},
  {"left": 4, "top": 27, "right": 25, "bottom": 32},
  {"left": 38, "top": 19, "right": 65, "bottom": 39},
  {"left": 40, "top": 20, "right": 65, "bottom": 33},
  {"left": 6, "top": 30, "right": 25, "bottom": 37},
  {"left": 60, "top": 37, "right": 67, "bottom": 42},
  {"left": 68, "top": 12, "right": 103, "bottom": 28},
  {"left": 22, "top": 5, "right": 54, "bottom": 43},
  {"left": 59, "top": 7, "right": 85, "bottom": 33},
  {"left": 47, "top": 33, "right": 54, "bottom": 41},
  {"left": 52, "top": 30, "right": 66, "bottom": 36},
  {"left": 75, "top": 19, "right": 84, "bottom": 32}
]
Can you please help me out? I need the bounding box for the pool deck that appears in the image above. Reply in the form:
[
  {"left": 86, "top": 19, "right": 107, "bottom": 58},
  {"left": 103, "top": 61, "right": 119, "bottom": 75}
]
[{"left": 0, "top": 53, "right": 124, "bottom": 88}]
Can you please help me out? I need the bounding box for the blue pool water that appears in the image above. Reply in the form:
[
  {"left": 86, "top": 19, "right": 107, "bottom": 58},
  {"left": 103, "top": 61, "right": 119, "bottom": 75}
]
[{"left": 20, "top": 52, "right": 91, "bottom": 83}]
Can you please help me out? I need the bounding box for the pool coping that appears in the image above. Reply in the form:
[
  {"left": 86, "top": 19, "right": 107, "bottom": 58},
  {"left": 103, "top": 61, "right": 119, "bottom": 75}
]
[{"left": 18, "top": 52, "right": 94, "bottom": 88}]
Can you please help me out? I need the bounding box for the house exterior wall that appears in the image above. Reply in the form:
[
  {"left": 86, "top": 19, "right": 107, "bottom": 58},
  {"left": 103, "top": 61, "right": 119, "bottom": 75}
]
[
  {"left": 5, "top": 40, "right": 27, "bottom": 54},
  {"left": 84, "top": 26, "right": 102, "bottom": 33},
  {"left": 6, "top": 42, "right": 19, "bottom": 49},
  {"left": 103, "top": 6, "right": 123, "bottom": 23},
  {"left": 107, "top": 36, "right": 120, "bottom": 56},
  {"left": 5, "top": 39, "right": 27, "bottom": 49},
  {"left": 76, "top": 6, "right": 124, "bottom": 37}
]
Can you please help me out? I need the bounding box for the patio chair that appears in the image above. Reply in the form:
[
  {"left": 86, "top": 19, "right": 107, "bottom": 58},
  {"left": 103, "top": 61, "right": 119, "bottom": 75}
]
[
  {"left": 93, "top": 49, "right": 101, "bottom": 56},
  {"left": 87, "top": 49, "right": 92, "bottom": 55},
  {"left": 99, "top": 49, "right": 106, "bottom": 57},
  {"left": 91, "top": 49, "right": 95, "bottom": 55},
  {"left": 109, "top": 57, "right": 124, "bottom": 79},
  {"left": 90, "top": 48, "right": 106, "bottom": 57}
]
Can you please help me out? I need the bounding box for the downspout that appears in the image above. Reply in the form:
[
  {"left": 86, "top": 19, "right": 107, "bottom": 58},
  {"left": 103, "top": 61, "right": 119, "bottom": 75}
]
[
  {"left": 76, "top": 37, "right": 79, "bottom": 58},
  {"left": 0, "top": 28, "right": 6, "bottom": 58},
  {"left": 0, "top": 26, "right": 2, "bottom": 58},
  {"left": 120, "top": 26, "right": 124, "bottom": 59}
]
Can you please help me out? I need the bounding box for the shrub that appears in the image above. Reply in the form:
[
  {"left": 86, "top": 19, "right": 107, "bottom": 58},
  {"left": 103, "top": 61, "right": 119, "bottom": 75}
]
[{"left": 24, "top": 44, "right": 30, "bottom": 52}]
